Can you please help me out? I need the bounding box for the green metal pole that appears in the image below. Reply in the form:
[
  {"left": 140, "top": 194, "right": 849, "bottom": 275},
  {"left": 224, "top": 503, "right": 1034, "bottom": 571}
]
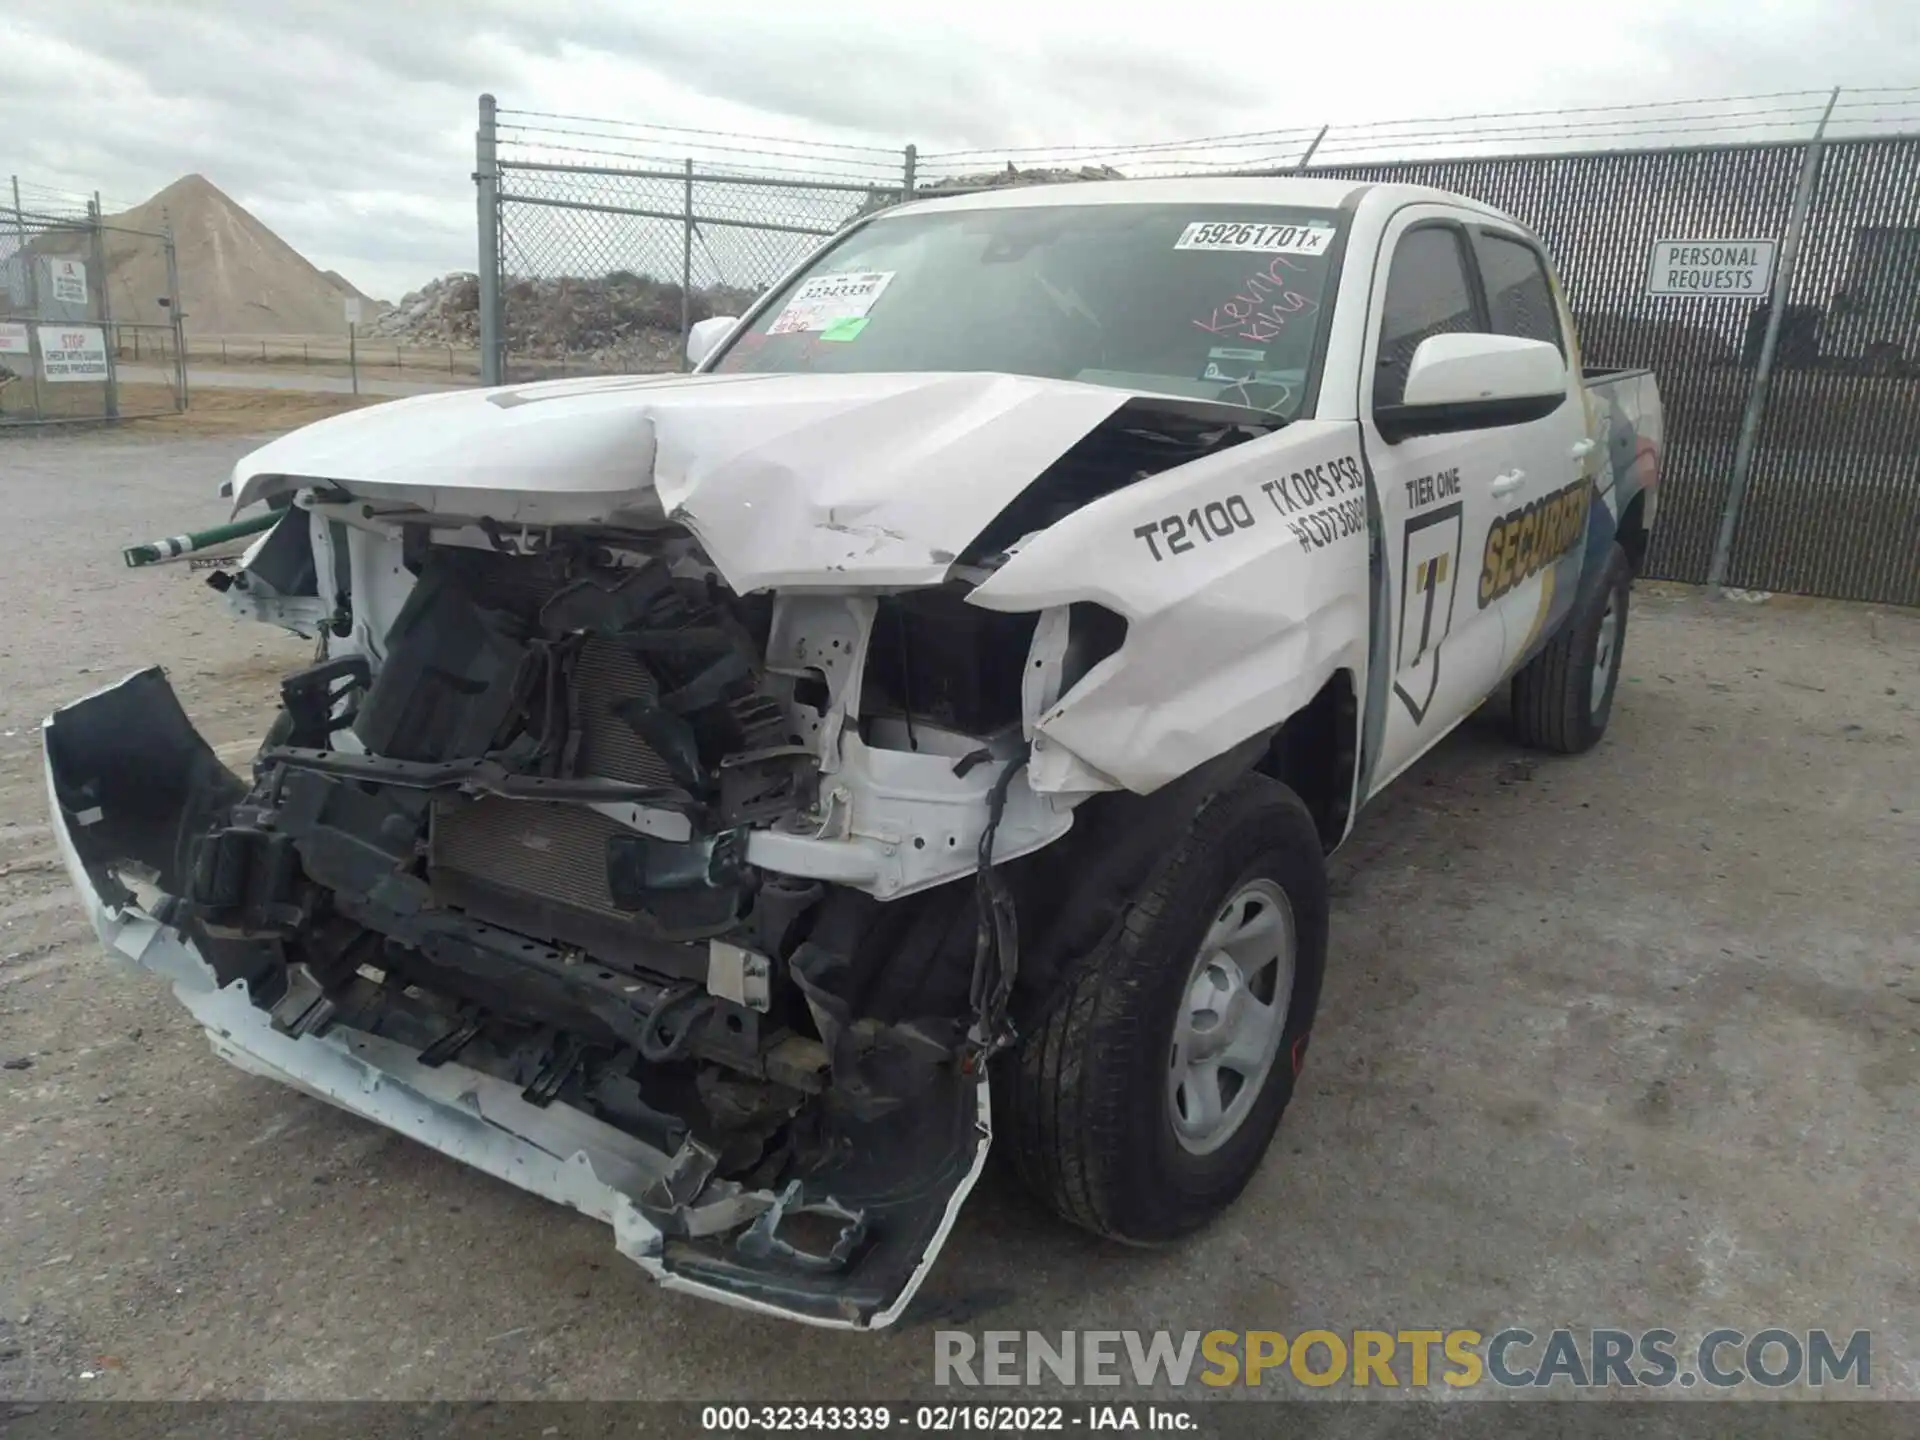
[{"left": 123, "top": 510, "right": 280, "bottom": 567}]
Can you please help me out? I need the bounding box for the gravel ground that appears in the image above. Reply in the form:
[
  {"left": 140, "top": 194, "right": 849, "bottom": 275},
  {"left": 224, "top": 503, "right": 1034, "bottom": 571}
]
[{"left": 1, "top": 427, "right": 1916, "bottom": 1402}]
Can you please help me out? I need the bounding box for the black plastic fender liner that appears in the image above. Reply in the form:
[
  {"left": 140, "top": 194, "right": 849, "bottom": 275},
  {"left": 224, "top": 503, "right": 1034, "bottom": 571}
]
[
  {"left": 44, "top": 667, "right": 247, "bottom": 901},
  {"left": 1012, "top": 728, "right": 1278, "bottom": 1003}
]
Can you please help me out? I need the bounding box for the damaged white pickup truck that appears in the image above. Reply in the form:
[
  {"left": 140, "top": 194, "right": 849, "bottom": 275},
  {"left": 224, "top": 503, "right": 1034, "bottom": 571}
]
[{"left": 46, "top": 178, "right": 1660, "bottom": 1328}]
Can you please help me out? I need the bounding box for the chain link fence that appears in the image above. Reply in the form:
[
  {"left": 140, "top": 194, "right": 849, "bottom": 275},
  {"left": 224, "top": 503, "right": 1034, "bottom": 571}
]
[
  {"left": 475, "top": 91, "right": 1920, "bottom": 606},
  {"left": 486, "top": 103, "right": 905, "bottom": 382},
  {"left": 3, "top": 180, "right": 185, "bottom": 425},
  {"left": 1301, "top": 130, "right": 1920, "bottom": 605}
]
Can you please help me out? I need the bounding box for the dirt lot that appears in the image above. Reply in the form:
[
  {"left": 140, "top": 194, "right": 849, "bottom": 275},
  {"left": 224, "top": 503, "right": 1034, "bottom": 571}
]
[
  {"left": 1, "top": 425, "right": 1916, "bottom": 1402},
  {"left": 1, "top": 386, "right": 386, "bottom": 435}
]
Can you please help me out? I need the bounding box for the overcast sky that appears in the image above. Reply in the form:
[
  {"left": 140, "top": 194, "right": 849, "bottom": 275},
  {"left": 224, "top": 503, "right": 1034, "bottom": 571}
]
[{"left": 5, "top": 0, "right": 1918, "bottom": 300}]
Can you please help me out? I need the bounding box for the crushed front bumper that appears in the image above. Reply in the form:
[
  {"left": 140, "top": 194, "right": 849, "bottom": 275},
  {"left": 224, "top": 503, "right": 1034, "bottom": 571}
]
[{"left": 43, "top": 669, "right": 989, "bottom": 1330}]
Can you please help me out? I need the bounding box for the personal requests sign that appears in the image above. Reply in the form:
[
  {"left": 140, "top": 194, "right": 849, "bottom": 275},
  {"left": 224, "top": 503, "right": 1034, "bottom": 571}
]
[
  {"left": 38, "top": 325, "right": 109, "bottom": 381},
  {"left": 1647, "top": 239, "right": 1776, "bottom": 297},
  {"left": 0, "top": 321, "right": 30, "bottom": 356}
]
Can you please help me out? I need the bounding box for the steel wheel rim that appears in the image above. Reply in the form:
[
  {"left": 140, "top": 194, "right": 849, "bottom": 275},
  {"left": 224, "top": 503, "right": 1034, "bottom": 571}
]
[
  {"left": 1167, "top": 877, "right": 1295, "bottom": 1155},
  {"left": 1591, "top": 593, "right": 1621, "bottom": 713}
]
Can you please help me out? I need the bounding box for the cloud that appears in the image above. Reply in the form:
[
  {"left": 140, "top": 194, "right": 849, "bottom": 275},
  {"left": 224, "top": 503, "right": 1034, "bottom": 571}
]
[{"left": 3, "top": 0, "right": 1913, "bottom": 301}]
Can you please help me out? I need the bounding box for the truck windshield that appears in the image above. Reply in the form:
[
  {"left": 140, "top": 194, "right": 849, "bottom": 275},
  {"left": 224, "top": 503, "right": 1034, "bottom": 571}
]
[{"left": 711, "top": 201, "right": 1344, "bottom": 418}]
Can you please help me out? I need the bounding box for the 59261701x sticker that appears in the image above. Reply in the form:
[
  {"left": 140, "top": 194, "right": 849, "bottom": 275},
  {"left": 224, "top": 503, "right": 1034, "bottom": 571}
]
[{"left": 1174, "top": 221, "right": 1334, "bottom": 255}]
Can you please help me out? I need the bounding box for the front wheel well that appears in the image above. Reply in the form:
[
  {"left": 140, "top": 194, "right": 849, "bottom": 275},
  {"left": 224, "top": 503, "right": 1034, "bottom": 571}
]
[{"left": 1256, "top": 670, "right": 1358, "bottom": 851}]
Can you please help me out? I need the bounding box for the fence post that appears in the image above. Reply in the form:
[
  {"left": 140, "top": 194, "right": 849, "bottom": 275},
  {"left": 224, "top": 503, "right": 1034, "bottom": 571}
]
[
  {"left": 681, "top": 158, "right": 694, "bottom": 369},
  {"left": 1708, "top": 87, "right": 1840, "bottom": 591},
  {"left": 11, "top": 175, "right": 44, "bottom": 421},
  {"left": 1294, "top": 125, "right": 1329, "bottom": 173},
  {"left": 88, "top": 195, "right": 118, "bottom": 419},
  {"left": 476, "top": 93, "right": 503, "bottom": 385},
  {"left": 163, "top": 218, "right": 186, "bottom": 411},
  {"left": 903, "top": 144, "right": 917, "bottom": 199}
]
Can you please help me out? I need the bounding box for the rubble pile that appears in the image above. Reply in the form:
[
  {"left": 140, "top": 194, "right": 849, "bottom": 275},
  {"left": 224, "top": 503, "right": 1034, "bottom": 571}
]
[
  {"left": 367, "top": 270, "right": 760, "bottom": 368},
  {"left": 850, "top": 162, "right": 1127, "bottom": 219},
  {"left": 919, "top": 163, "right": 1127, "bottom": 192}
]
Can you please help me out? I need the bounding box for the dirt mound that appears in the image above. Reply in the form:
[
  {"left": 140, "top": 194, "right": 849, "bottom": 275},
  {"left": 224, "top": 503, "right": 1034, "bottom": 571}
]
[
  {"left": 103, "top": 174, "right": 382, "bottom": 335},
  {"left": 369, "top": 269, "right": 759, "bottom": 369}
]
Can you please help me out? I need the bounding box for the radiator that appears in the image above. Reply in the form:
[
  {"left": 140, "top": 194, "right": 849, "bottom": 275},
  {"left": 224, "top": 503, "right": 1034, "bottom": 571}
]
[
  {"left": 430, "top": 636, "right": 674, "bottom": 922},
  {"left": 432, "top": 796, "right": 629, "bottom": 919},
  {"left": 568, "top": 638, "right": 678, "bottom": 789}
]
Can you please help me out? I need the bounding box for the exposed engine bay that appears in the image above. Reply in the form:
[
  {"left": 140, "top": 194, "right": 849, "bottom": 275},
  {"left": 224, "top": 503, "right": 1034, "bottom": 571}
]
[
  {"left": 53, "top": 537, "right": 1054, "bottom": 1325},
  {"left": 43, "top": 372, "right": 1343, "bottom": 1328}
]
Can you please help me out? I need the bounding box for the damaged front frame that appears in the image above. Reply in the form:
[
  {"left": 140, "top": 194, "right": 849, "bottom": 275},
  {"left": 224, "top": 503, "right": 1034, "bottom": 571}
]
[{"left": 43, "top": 669, "right": 992, "bottom": 1329}]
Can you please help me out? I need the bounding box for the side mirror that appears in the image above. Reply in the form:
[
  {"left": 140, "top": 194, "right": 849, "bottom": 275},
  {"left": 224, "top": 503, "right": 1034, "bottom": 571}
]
[
  {"left": 686, "top": 315, "right": 739, "bottom": 369},
  {"left": 1378, "top": 333, "right": 1567, "bottom": 442}
]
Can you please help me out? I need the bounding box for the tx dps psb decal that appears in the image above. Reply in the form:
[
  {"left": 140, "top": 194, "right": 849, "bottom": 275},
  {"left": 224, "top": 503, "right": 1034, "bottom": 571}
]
[
  {"left": 1480, "top": 479, "right": 1591, "bottom": 607},
  {"left": 1394, "top": 501, "right": 1464, "bottom": 724}
]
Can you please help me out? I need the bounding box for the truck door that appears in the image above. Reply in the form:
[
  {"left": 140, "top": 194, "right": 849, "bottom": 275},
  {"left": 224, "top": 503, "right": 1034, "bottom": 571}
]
[
  {"left": 1465, "top": 223, "right": 1595, "bottom": 676},
  {"left": 1360, "top": 212, "right": 1515, "bottom": 794}
]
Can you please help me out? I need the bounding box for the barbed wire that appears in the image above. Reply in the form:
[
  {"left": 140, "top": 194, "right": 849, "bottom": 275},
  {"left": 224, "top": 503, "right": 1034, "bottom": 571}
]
[
  {"left": 497, "top": 122, "right": 905, "bottom": 175},
  {"left": 10, "top": 178, "right": 142, "bottom": 218},
  {"left": 495, "top": 108, "right": 901, "bottom": 156},
  {"left": 493, "top": 86, "right": 1920, "bottom": 196},
  {"left": 920, "top": 125, "right": 1326, "bottom": 163},
  {"left": 496, "top": 138, "right": 900, "bottom": 188},
  {"left": 914, "top": 100, "right": 1920, "bottom": 177},
  {"left": 494, "top": 115, "right": 907, "bottom": 188}
]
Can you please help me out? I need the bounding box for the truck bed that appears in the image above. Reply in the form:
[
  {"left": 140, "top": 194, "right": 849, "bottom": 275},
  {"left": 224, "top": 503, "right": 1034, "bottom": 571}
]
[{"left": 1585, "top": 366, "right": 1663, "bottom": 514}]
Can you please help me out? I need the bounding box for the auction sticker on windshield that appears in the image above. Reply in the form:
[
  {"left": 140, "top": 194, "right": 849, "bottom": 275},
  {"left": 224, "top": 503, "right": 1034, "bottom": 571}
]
[
  {"left": 768, "top": 271, "right": 895, "bottom": 334},
  {"left": 1175, "top": 222, "right": 1334, "bottom": 255}
]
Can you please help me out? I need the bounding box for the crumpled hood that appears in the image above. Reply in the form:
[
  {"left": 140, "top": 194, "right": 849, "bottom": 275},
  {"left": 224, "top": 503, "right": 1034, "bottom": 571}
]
[{"left": 229, "top": 371, "right": 1132, "bottom": 591}]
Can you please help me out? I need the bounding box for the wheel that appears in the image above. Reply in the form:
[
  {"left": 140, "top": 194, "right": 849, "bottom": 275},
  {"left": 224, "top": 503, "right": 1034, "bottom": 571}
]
[
  {"left": 1001, "top": 775, "right": 1328, "bottom": 1243},
  {"left": 1510, "top": 541, "right": 1631, "bottom": 755}
]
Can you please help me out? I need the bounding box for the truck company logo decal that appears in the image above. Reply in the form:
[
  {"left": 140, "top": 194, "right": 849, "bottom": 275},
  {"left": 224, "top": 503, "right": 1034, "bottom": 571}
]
[
  {"left": 1394, "top": 501, "right": 1465, "bottom": 724},
  {"left": 1479, "top": 480, "right": 1590, "bottom": 609}
]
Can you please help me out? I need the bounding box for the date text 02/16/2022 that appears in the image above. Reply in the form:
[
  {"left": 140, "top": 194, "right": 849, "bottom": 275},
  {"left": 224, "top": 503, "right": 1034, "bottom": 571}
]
[{"left": 699, "top": 1404, "right": 1195, "bottom": 1432}]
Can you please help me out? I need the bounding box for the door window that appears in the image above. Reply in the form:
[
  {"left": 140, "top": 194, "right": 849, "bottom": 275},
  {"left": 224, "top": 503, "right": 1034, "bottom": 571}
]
[
  {"left": 1476, "top": 233, "right": 1563, "bottom": 352},
  {"left": 1374, "top": 226, "right": 1482, "bottom": 409}
]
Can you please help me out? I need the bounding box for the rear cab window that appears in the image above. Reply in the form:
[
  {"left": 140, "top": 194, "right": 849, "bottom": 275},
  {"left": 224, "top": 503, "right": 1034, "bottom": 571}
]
[{"left": 1474, "top": 230, "right": 1564, "bottom": 354}]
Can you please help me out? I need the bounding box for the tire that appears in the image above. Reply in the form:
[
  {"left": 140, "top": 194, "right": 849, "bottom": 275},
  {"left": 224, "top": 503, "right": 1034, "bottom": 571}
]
[
  {"left": 1510, "top": 541, "right": 1631, "bottom": 755},
  {"left": 1001, "top": 775, "right": 1328, "bottom": 1243}
]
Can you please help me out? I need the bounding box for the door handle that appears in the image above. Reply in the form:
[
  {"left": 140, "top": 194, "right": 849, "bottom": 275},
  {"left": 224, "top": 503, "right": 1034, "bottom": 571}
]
[
  {"left": 1570, "top": 438, "right": 1597, "bottom": 460},
  {"left": 1490, "top": 470, "right": 1526, "bottom": 497}
]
